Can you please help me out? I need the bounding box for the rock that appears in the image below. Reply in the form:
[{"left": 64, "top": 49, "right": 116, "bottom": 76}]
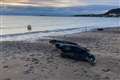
[
  {"left": 104, "top": 76, "right": 110, "bottom": 79},
  {"left": 4, "top": 78, "right": 11, "bottom": 80},
  {"left": 25, "top": 57, "right": 39, "bottom": 64},
  {"left": 31, "top": 58, "right": 39, "bottom": 64},
  {"left": 23, "top": 66, "right": 34, "bottom": 74},
  {"left": 102, "top": 68, "right": 111, "bottom": 72},
  {"left": 97, "top": 28, "right": 104, "bottom": 31},
  {"left": 3, "top": 65, "right": 9, "bottom": 69}
]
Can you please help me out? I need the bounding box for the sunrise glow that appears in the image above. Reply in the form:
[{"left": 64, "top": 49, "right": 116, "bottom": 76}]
[{"left": 0, "top": 0, "right": 119, "bottom": 7}]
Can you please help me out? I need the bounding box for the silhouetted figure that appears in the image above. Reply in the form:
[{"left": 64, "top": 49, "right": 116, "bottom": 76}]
[{"left": 27, "top": 25, "right": 32, "bottom": 31}]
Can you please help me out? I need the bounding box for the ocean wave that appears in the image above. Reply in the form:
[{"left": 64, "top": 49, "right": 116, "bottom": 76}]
[
  {"left": 0, "top": 27, "right": 91, "bottom": 41},
  {"left": 0, "top": 26, "right": 118, "bottom": 41}
]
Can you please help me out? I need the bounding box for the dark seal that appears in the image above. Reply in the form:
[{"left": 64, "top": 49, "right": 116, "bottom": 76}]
[{"left": 49, "top": 39, "right": 96, "bottom": 65}]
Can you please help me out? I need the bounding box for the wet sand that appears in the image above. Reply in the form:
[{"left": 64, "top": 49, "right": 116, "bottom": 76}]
[{"left": 0, "top": 27, "right": 120, "bottom": 80}]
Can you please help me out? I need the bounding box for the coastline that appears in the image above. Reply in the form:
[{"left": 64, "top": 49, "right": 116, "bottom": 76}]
[
  {"left": 0, "top": 27, "right": 120, "bottom": 80},
  {"left": 1, "top": 26, "right": 119, "bottom": 41}
]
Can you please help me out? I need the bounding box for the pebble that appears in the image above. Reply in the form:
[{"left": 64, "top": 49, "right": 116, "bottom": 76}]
[
  {"left": 3, "top": 65, "right": 9, "bottom": 69},
  {"left": 102, "top": 68, "right": 111, "bottom": 72},
  {"left": 31, "top": 58, "right": 39, "bottom": 64},
  {"left": 4, "top": 78, "right": 11, "bottom": 80}
]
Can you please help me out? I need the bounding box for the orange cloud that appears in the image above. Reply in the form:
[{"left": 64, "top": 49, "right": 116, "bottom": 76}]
[
  {"left": 0, "top": 0, "right": 29, "bottom": 3},
  {"left": 0, "top": 0, "right": 85, "bottom": 7}
]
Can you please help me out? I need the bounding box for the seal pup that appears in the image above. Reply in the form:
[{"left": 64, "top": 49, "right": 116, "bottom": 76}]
[
  {"left": 49, "top": 39, "right": 89, "bottom": 52},
  {"left": 49, "top": 39, "right": 78, "bottom": 45},
  {"left": 55, "top": 43, "right": 96, "bottom": 65}
]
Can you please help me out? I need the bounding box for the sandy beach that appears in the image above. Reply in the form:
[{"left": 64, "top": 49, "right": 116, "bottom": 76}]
[{"left": 0, "top": 27, "right": 120, "bottom": 80}]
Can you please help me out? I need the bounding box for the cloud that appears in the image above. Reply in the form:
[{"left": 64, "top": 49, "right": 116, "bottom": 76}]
[
  {"left": 0, "top": 0, "right": 118, "bottom": 7},
  {"left": 0, "top": 0, "right": 85, "bottom": 7},
  {"left": 0, "top": 0, "right": 30, "bottom": 3},
  {"left": 22, "top": 0, "right": 85, "bottom": 7}
]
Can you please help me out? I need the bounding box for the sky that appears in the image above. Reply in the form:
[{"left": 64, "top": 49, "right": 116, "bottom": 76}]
[{"left": 0, "top": 0, "right": 119, "bottom": 7}]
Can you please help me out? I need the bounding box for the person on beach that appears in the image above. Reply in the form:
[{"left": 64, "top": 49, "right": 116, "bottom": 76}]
[{"left": 27, "top": 25, "right": 32, "bottom": 31}]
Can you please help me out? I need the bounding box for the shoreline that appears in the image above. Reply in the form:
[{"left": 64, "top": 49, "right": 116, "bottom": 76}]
[
  {"left": 0, "top": 27, "right": 81, "bottom": 37},
  {"left": 1, "top": 26, "right": 119, "bottom": 41}
]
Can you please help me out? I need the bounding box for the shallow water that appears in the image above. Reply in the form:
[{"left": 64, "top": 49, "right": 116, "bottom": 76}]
[{"left": 0, "top": 16, "right": 120, "bottom": 35}]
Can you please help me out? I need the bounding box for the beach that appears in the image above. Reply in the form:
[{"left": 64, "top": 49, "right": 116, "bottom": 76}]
[{"left": 0, "top": 27, "right": 120, "bottom": 80}]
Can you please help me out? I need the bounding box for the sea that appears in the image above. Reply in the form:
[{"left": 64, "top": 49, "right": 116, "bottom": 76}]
[{"left": 0, "top": 15, "right": 120, "bottom": 41}]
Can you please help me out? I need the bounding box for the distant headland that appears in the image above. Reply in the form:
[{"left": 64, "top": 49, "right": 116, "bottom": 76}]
[{"left": 74, "top": 8, "right": 120, "bottom": 17}]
